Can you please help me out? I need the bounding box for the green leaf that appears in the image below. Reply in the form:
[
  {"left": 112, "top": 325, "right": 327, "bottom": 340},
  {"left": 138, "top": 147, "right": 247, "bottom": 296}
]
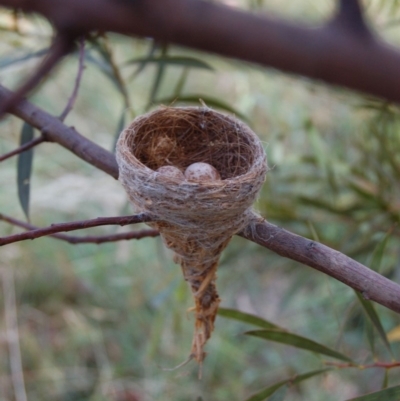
[
  {"left": 0, "top": 48, "right": 48, "bottom": 69},
  {"left": 267, "top": 386, "right": 287, "bottom": 401},
  {"left": 305, "top": 122, "right": 326, "bottom": 172},
  {"left": 218, "top": 308, "right": 280, "bottom": 330},
  {"left": 345, "top": 385, "right": 400, "bottom": 401},
  {"left": 85, "top": 51, "right": 123, "bottom": 94},
  {"left": 112, "top": 108, "right": 127, "bottom": 152},
  {"left": 369, "top": 229, "right": 392, "bottom": 272},
  {"left": 348, "top": 181, "right": 376, "bottom": 202},
  {"left": 147, "top": 44, "right": 169, "bottom": 110},
  {"left": 154, "top": 95, "right": 249, "bottom": 122},
  {"left": 17, "top": 123, "right": 34, "bottom": 221},
  {"left": 245, "top": 330, "right": 352, "bottom": 362},
  {"left": 245, "top": 369, "right": 331, "bottom": 401},
  {"left": 364, "top": 317, "right": 376, "bottom": 356},
  {"left": 125, "top": 55, "right": 213, "bottom": 71},
  {"left": 355, "top": 291, "right": 393, "bottom": 357},
  {"left": 381, "top": 369, "right": 389, "bottom": 390},
  {"left": 85, "top": 39, "right": 130, "bottom": 107},
  {"left": 306, "top": 220, "right": 320, "bottom": 242},
  {"left": 174, "top": 67, "right": 189, "bottom": 98},
  {"left": 247, "top": 382, "right": 284, "bottom": 401},
  {"left": 129, "top": 40, "right": 160, "bottom": 79}
]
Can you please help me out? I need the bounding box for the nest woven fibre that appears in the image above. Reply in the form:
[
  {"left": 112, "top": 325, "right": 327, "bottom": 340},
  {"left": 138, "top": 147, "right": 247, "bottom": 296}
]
[{"left": 116, "top": 106, "right": 267, "bottom": 364}]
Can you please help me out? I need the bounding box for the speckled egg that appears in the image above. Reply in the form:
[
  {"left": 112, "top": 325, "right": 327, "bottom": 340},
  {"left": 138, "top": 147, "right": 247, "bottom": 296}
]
[
  {"left": 156, "top": 166, "right": 185, "bottom": 182},
  {"left": 184, "top": 162, "right": 221, "bottom": 182}
]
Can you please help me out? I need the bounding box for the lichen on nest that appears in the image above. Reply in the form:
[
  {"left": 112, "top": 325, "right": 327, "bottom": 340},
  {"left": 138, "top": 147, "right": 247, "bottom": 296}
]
[{"left": 116, "top": 106, "right": 268, "bottom": 367}]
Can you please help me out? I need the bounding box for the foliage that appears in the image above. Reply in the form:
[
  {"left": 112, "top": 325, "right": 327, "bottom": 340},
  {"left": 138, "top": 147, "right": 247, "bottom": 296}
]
[{"left": 1, "top": 1, "right": 400, "bottom": 401}]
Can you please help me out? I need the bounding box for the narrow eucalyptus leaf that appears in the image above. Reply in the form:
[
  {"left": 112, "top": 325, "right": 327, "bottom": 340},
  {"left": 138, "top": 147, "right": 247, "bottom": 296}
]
[
  {"left": 218, "top": 308, "right": 280, "bottom": 330},
  {"left": 245, "top": 369, "right": 331, "bottom": 401},
  {"left": 174, "top": 67, "right": 189, "bottom": 98},
  {"left": 17, "top": 123, "right": 34, "bottom": 221},
  {"left": 381, "top": 369, "right": 389, "bottom": 390},
  {"left": 369, "top": 229, "right": 392, "bottom": 272},
  {"left": 112, "top": 108, "right": 127, "bottom": 152},
  {"left": 130, "top": 40, "right": 160, "bottom": 79},
  {"left": 365, "top": 317, "right": 376, "bottom": 356},
  {"left": 154, "top": 95, "right": 248, "bottom": 122},
  {"left": 245, "top": 330, "right": 352, "bottom": 362},
  {"left": 355, "top": 291, "right": 393, "bottom": 357},
  {"left": 85, "top": 46, "right": 127, "bottom": 98},
  {"left": 147, "top": 44, "right": 168, "bottom": 110},
  {"left": 125, "top": 55, "right": 213, "bottom": 70},
  {"left": 246, "top": 381, "right": 285, "bottom": 401},
  {"left": 267, "top": 386, "right": 287, "bottom": 401},
  {"left": 345, "top": 385, "right": 400, "bottom": 401},
  {"left": 0, "top": 47, "right": 48, "bottom": 69},
  {"left": 348, "top": 182, "right": 376, "bottom": 201}
]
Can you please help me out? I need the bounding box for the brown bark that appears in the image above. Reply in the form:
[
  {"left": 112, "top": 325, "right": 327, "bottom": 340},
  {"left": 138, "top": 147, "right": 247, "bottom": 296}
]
[{"left": 0, "top": 0, "right": 400, "bottom": 102}]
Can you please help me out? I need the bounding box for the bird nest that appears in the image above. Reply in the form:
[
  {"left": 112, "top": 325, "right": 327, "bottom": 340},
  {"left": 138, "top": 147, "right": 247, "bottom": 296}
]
[{"left": 116, "top": 106, "right": 267, "bottom": 367}]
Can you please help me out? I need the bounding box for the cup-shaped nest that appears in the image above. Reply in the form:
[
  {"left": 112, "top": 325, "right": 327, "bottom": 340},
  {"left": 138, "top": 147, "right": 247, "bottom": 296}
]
[{"left": 116, "top": 106, "right": 267, "bottom": 364}]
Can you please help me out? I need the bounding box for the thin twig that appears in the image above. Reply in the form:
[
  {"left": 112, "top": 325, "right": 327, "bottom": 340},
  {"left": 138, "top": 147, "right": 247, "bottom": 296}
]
[
  {"left": 0, "top": 213, "right": 153, "bottom": 246},
  {"left": 1, "top": 268, "right": 28, "bottom": 401},
  {"left": 59, "top": 37, "right": 85, "bottom": 121},
  {"left": 0, "top": 136, "right": 46, "bottom": 162},
  {"left": 325, "top": 361, "right": 400, "bottom": 370},
  {"left": 0, "top": 34, "right": 74, "bottom": 118},
  {"left": 54, "top": 229, "right": 159, "bottom": 244},
  {"left": 330, "top": 0, "right": 370, "bottom": 36},
  {"left": 0, "top": 213, "right": 159, "bottom": 244}
]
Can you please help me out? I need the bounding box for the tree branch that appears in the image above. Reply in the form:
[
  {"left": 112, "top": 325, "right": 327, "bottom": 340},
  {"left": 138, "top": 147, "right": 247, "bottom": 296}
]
[
  {"left": 0, "top": 213, "right": 159, "bottom": 244},
  {"left": 0, "top": 85, "right": 399, "bottom": 313},
  {"left": 1, "top": 0, "right": 400, "bottom": 102},
  {"left": 240, "top": 214, "right": 400, "bottom": 314},
  {"left": 0, "top": 214, "right": 153, "bottom": 246}
]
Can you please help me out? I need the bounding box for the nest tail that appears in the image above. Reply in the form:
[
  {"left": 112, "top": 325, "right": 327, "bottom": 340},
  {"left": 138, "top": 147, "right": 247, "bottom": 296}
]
[
  {"left": 174, "top": 238, "right": 232, "bottom": 363},
  {"left": 116, "top": 106, "right": 268, "bottom": 364},
  {"left": 188, "top": 262, "right": 221, "bottom": 363}
]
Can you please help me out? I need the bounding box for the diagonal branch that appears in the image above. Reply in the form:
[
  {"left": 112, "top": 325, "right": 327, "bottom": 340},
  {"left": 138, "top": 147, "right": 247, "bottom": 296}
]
[
  {"left": 1, "top": 0, "right": 400, "bottom": 102},
  {"left": 0, "top": 213, "right": 159, "bottom": 244},
  {"left": 240, "top": 214, "right": 400, "bottom": 314}
]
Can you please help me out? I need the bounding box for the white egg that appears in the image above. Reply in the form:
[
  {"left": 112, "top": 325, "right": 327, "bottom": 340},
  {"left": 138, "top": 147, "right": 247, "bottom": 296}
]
[
  {"left": 184, "top": 162, "right": 221, "bottom": 182},
  {"left": 156, "top": 166, "right": 185, "bottom": 182}
]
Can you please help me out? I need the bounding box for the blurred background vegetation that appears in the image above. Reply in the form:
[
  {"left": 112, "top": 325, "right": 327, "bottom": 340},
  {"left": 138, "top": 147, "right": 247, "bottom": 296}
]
[{"left": 1, "top": 0, "right": 400, "bottom": 400}]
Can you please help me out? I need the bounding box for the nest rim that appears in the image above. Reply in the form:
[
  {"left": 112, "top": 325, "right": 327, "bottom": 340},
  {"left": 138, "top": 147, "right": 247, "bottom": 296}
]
[{"left": 117, "top": 106, "right": 266, "bottom": 188}]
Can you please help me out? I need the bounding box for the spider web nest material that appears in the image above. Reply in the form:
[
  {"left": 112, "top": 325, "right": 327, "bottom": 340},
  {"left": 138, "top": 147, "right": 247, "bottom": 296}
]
[{"left": 116, "top": 106, "right": 267, "bottom": 364}]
